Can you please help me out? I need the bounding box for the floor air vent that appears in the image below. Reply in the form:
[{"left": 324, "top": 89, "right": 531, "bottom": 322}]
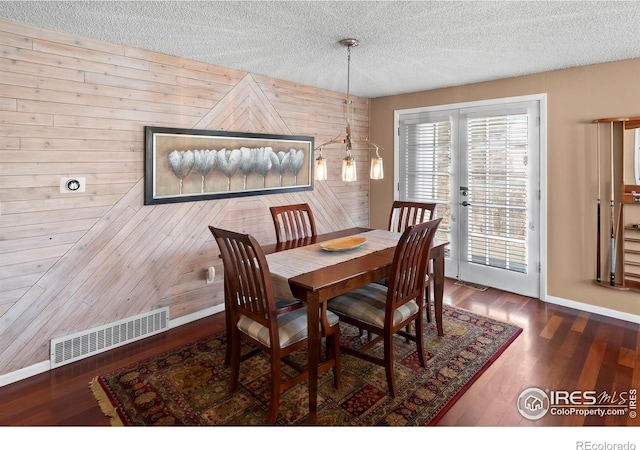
[{"left": 50, "top": 307, "right": 169, "bottom": 369}]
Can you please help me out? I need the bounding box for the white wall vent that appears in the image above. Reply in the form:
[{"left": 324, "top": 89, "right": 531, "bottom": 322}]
[{"left": 50, "top": 307, "right": 169, "bottom": 369}]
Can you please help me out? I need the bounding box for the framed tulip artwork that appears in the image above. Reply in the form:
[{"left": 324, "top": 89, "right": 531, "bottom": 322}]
[{"left": 144, "top": 127, "right": 314, "bottom": 205}]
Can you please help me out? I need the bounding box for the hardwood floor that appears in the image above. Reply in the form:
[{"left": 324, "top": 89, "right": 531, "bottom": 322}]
[{"left": 0, "top": 279, "right": 638, "bottom": 427}]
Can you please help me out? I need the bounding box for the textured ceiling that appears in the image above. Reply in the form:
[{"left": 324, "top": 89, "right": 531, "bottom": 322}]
[{"left": 2, "top": 1, "right": 640, "bottom": 98}]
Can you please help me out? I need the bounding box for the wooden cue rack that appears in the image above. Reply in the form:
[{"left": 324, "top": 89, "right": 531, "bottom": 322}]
[{"left": 593, "top": 116, "right": 640, "bottom": 291}]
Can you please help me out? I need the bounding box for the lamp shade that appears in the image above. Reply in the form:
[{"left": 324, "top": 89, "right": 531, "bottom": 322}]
[
  {"left": 314, "top": 154, "right": 327, "bottom": 181},
  {"left": 370, "top": 155, "right": 384, "bottom": 180},
  {"left": 342, "top": 155, "right": 357, "bottom": 182}
]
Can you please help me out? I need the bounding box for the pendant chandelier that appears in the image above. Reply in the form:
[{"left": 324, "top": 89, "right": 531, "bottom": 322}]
[{"left": 314, "top": 38, "right": 384, "bottom": 182}]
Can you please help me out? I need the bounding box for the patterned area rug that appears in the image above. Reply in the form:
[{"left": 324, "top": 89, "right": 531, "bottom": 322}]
[{"left": 90, "top": 306, "right": 521, "bottom": 426}]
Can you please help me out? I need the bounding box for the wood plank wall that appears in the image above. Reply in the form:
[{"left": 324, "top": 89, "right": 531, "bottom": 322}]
[{"left": 0, "top": 18, "right": 371, "bottom": 376}]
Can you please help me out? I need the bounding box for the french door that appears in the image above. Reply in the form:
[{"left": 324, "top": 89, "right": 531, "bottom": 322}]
[{"left": 397, "top": 96, "right": 542, "bottom": 298}]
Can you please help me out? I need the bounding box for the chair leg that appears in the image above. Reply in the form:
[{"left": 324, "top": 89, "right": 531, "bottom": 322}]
[
  {"left": 384, "top": 333, "right": 397, "bottom": 398},
  {"left": 229, "top": 328, "right": 241, "bottom": 391},
  {"left": 425, "top": 276, "right": 432, "bottom": 323},
  {"left": 359, "top": 328, "right": 373, "bottom": 341},
  {"left": 224, "top": 344, "right": 231, "bottom": 365},
  {"left": 415, "top": 313, "right": 427, "bottom": 368},
  {"left": 224, "top": 316, "right": 232, "bottom": 366},
  {"left": 267, "top": 354, "right": 281, "bottom": 424},
  {"left": 330, "top": 326, "right": 342, "bottom": 390},
  {"left": 224, "top": 280, "right": 232, "bottom": 365}
]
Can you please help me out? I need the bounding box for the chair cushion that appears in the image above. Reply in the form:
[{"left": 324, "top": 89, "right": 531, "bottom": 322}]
[
  {"left": 328, "top": 283, "right": 419, "bottom": 328},
  {"left": 237, "top": 304, "right": 339, "bottom": 348}
]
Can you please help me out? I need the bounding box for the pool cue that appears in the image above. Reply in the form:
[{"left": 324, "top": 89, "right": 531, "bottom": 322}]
[
  {"left": 615, "top": 203, "right": 623, "bottom": 264},
  {"left": 596, "top": 123, "right": 601, "bottom": 283},
  {"left": 610, "top": 121, "right": 616, "bottom": 286}
]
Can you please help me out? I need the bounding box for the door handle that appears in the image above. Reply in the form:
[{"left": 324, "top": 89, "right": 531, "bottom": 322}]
[{"left": 462, "top": 201, "right": 471, "bottom": 207}]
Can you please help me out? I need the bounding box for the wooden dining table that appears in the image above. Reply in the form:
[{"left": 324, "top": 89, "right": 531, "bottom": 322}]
[{"left": 263, "top": 226, "right": 448, "bottom": 424}]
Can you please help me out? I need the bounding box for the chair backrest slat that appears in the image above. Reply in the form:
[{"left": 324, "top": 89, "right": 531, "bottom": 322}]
[
  {"left": 385, "top": 218, "right": 442, "bottom": 325},
  {"left": 388, "top": 201, "right": 437, "bottom": 233},
  {"left": 270, "top": 203, "right": 317, "bottom": 243}
]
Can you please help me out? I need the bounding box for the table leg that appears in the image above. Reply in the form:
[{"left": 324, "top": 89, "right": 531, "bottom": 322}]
[
  {"left": 433, "top": 253, "right": 444, "bottom": 336},
  {"left": 306, "top": 293, "right": 320, "bottom": 424}
]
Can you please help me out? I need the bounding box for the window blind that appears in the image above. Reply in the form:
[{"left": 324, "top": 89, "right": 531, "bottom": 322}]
[
  {"left": 466, "top": 113, "right": 529, "bottom": 273},
  {"left": 398, "top": 117, "right": 452, "bottom": 247}
]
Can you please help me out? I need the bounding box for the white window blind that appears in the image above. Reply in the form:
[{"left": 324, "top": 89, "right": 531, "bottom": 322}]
[
  {"left": 398, "top": 116, "right": 452, "bottom": 247},
  {"left": 466, "top": 113, "right": 528, "bottom": 273}
]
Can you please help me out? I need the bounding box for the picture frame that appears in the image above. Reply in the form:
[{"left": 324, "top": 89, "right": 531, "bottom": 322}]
[{"left": 144, "top": 127, "right": 314, "bottom": 205}]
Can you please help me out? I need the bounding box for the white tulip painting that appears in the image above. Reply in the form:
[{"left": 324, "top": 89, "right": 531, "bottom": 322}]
[{"left": 145, "top": 127, "right": 314, "bottom": 205}]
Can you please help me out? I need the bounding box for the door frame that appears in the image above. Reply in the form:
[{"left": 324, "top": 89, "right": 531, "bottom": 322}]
[{"left": 393, "top": 93, "right": 548, "bottom": 300}]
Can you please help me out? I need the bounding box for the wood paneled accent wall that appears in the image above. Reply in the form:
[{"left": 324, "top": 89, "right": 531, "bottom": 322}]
[{"left": 0, "top": 18, "right": 371, "bottom": 377}]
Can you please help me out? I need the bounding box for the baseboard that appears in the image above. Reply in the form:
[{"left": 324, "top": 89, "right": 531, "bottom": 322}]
[
  {"left": 544, "top": 294, "right": 640, "bottom": 325},
  {"left": 0, "top": 360, "right": 50, "bottom": 388},
  {"left": 168, "top": 303, "right": 225, "bottom": 328},
  {"left": 0, "top": 303, "right": 226, "bottom": 388}
]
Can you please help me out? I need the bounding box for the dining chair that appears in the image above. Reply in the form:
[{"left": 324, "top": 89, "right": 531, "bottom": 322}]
[
  {"left": 327, "top": 218, "right": 442, "bottom": 397},
  {"left": 269, "top": 203, "right": 317, "bottom": 243},
  {"left": 387, "top": 200, "right": 438, "bottom": 322},
  {"left": 209, "top": 226, "right": 341, "bottom": 424}
]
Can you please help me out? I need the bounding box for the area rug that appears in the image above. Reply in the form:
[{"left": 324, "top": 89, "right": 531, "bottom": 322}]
[{"left": 90, "top": 306, "right": 521, "bottom": 426}]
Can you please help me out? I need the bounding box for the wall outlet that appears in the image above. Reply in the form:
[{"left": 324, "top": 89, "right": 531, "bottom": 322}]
[
  {"left": 206, "top": 267, "right": 215, "bottom": 284},
  {"left": 60, "top": 177, "right": 86, "bottom": 193}
]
